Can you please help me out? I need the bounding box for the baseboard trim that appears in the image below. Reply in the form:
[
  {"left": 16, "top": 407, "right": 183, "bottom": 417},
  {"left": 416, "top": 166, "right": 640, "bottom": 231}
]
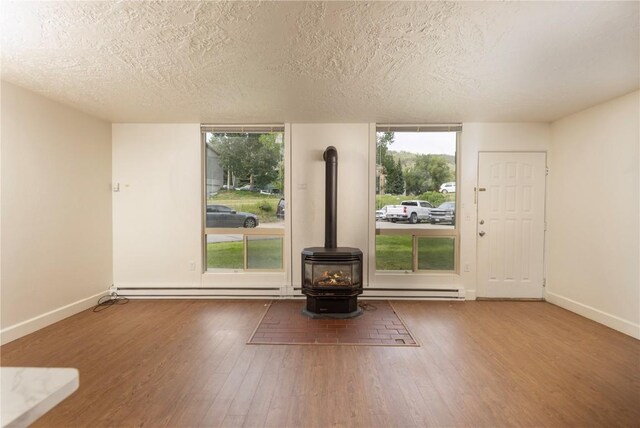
[
  {"left": 0, "top": 290, "right": 109, "bottom": 345},
  {"left": 545, "top": 291, "right": 640, "bottom": 339}
]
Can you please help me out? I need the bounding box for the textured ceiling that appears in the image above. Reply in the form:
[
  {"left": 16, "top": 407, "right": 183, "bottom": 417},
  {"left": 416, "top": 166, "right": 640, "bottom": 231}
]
[{"left": 1, "top": 1, "right": 638, "bottom": 123}]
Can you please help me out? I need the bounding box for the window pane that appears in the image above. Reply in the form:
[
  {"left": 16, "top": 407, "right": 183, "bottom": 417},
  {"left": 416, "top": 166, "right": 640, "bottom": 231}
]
[
  {"left": 247, "top": 236, "right": 283, "bottom": 270},
  {"left": 207, "top": 234, "right": 243, "bottom": 270},
  {"left": 205, "top": 131, "right": 284, "bottom": 228},
  {"left": 204, "top": 128, "right": 285, "bottom": 274},
  {"left": 375, "top": 131, "right": 456, "bottom": 231},
  {"left": 376, "top": 235, "right": 412, "bottom": 271},
  {"left": 417, "top": 237, "right": 455, "bottom": 271}
]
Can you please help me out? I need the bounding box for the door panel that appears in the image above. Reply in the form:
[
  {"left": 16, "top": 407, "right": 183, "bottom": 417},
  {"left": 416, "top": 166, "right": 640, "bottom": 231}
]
[{"left": 477, "top": 152, "right": 546, "bottom": 298}]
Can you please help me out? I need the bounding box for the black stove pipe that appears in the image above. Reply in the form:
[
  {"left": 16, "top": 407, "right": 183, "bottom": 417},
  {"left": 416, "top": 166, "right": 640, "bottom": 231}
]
[{"left": 323, "top": 146, "right": 338, "bottom": 249}]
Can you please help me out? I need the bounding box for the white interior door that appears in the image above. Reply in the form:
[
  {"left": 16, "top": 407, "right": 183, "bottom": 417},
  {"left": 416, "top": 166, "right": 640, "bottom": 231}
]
[{"left": 477, "top": 152, "right": 546, "bottom": 298}]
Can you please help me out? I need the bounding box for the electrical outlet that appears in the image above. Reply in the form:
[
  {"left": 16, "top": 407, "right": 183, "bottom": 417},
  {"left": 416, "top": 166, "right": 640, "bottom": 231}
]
[
  {"left": 464, "top": 264, "right": 471, "bottom": 272},
  {"left": 189, "top": 261, "right": 196, "bottom": 271}
]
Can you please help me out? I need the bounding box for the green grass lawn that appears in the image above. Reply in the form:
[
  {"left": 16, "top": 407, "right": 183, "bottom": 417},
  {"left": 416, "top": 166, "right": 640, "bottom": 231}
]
[
  {"left": 376, "top": 235, "right": 455, "bottom": 271},
  {"left": 417, "top": 237, "right": 455, "bottom": 271},
  {"left": 207, "top": 240, "right": 243, "bottom": 269},
  {"left": 376, "top": 235, "right": 413, "bottom": 270},
  {"left": 209, "top": 235, "right": 452, "bottom": 271},
  {"left": 207, "top": 237, "right": 283, "bottom": 270},
  {"left": 247, "top": 237, "right": 283, "bottom": 269}
]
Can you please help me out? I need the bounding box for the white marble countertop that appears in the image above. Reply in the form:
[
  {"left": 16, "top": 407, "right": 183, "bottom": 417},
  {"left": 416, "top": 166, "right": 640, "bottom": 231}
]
[{"left": 1, "top": 367, "right": 79, "bottom": 428}]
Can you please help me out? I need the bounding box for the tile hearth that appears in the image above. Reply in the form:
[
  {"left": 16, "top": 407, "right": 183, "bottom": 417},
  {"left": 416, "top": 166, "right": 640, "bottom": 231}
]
[{"left": 248, "top": 300, "right": 418, "bottom": 346}]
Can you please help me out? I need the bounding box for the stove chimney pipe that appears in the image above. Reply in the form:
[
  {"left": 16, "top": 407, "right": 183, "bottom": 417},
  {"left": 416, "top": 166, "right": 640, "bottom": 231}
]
[{"left": 323, "top": 146, "right": 338, "bottom": 249}]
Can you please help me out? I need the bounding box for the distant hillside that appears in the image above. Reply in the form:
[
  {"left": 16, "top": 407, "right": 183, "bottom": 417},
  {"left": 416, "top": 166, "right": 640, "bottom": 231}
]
[{"left": 388, "top": 151, "right": 455, "bottom": 169}]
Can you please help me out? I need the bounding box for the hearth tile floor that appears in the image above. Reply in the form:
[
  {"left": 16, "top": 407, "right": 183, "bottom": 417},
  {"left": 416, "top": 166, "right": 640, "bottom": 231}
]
[{"left": 248, "top": 300, "right": 418, "bottom": 346}]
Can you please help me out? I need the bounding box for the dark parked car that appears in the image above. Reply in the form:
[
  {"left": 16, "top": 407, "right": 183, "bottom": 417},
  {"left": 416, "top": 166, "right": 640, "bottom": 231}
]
[
  {"left": 276, "top": 198, "right": 285, "bottom": 219},
  {"left": 206, "top": 205, "right": 258, "bottom": 228},
  {"left": 429, "top": 202, "right": 456, "bottom": 225}
]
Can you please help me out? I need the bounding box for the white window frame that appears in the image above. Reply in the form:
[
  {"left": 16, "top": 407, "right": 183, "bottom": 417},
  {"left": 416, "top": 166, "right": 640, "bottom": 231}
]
[
  {"left": 200, "top": 124, "right": 292, "bottom": 293},
  {"left": 369, "top": 124, "right": 462, "bottom": 282}
]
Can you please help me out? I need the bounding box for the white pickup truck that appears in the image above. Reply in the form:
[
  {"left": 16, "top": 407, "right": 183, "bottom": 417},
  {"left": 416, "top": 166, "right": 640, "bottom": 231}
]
[{"left": 384, "top": 200, "right": 434, "bottom": 224}]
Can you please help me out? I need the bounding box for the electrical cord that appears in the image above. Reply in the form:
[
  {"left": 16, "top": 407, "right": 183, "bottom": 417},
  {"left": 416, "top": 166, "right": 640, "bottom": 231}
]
[{"left": 93, "top": 291, "right": 129, "bottom": 312}]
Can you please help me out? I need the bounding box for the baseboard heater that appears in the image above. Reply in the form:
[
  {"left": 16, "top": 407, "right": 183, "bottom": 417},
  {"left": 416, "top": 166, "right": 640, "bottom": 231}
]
[
  {"left": 296, "top": 287, "right": 463, "bottom": 299},
  {"left": 117, "top": 287, "right": 280, "bottom": 290},
  {"left": 115, "top": 287, "right": 281, "bottom": 299},
  {"left": 114, "top": 287, "right": 463, "bottom": 299}
]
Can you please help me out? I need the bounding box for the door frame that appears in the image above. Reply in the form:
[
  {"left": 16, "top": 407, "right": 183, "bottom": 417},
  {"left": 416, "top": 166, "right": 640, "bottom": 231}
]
[{"left": 475, "top": 150, "right": 548, "bottom": 299}]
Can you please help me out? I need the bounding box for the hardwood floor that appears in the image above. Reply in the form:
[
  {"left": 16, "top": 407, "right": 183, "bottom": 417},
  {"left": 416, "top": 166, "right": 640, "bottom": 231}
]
[{"left": 1, "top": 300, "right": 638, "bottom": 427}]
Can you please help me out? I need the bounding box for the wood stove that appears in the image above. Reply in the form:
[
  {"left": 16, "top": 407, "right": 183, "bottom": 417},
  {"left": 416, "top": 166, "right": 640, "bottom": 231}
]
[{"left": 301, "top": 146, "right": 363, "bottom": 318}]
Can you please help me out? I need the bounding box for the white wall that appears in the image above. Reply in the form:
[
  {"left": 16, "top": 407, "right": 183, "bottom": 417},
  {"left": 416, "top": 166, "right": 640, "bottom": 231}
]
[
  {"left": 459, "top": 123, "right": 551, "bottom": 299},
  {"left": 547, "top": 91, "right": 639, "bottom": 338},
  {"left": 291, "top": 124, "right": 370, "bottom": 288},
  {"left": 1, "top": 82, "right": 112, "bottom": 344},
  {"left": 112, "top": 124, "right": 202, "bottom": 288},
  {"left": 111, "top": 122, "right": 554, "bottom": 300},
  {"left": 290, "top": 123, "right": 552, "bottom": 297},
  {"left": 112, "top": 124, "right": 289, "bottom": 294},
  {"left": 112, "top": 123, "right": 374, "bottom": 294}
]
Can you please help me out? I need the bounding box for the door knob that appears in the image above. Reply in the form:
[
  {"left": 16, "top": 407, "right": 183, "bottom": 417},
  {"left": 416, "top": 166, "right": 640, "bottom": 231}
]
[{"left": 479, "top": 231, "right": 486, "bottom": 237}]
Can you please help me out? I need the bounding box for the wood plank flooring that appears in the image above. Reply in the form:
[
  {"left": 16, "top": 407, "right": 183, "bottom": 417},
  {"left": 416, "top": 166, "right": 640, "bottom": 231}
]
[{"left": 1, "top": 300, "right": 638, "bottom": 427}]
